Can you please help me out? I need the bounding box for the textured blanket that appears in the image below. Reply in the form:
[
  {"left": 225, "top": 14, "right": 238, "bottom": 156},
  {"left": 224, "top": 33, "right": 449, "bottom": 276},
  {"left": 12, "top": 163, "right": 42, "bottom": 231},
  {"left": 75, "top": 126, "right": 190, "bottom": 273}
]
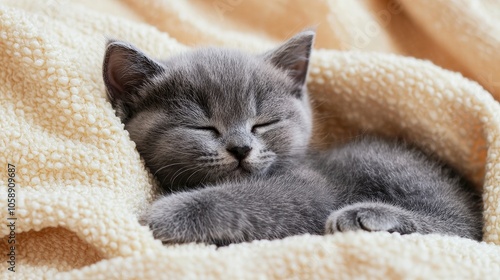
[{"left": 1, "top": 0, "right": 500, "bottom": 279}]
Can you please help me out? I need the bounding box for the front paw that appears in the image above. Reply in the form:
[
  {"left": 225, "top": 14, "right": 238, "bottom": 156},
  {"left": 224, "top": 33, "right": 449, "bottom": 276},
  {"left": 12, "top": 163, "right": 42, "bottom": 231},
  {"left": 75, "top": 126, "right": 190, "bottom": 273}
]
[
  {"left": 325, "top": 202, "right": 417, "bottom": 235},
  {"left": 141, "top": 190, "right": 247, "bottom": 246}
]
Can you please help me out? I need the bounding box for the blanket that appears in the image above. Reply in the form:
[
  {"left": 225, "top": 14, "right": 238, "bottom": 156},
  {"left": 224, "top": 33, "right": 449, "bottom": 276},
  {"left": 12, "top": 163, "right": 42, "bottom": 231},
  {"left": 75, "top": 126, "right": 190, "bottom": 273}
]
[{"left": 1, "top": 0, "right": 500, "bottom": 279}]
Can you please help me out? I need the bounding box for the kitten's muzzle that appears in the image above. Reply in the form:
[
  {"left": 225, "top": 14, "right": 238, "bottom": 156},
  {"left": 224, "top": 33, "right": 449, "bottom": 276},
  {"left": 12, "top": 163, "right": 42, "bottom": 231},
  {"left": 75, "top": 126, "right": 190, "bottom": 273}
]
[{"left": 226, "top": 145, "right": 252, "bottom": 161}]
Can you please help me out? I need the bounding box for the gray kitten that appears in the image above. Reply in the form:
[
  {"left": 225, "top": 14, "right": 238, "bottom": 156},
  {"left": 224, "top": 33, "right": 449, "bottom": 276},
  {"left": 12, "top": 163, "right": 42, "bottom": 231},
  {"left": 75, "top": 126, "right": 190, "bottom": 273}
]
[{"left": 103, "top": 31, "right": 483, "bottom": 245}]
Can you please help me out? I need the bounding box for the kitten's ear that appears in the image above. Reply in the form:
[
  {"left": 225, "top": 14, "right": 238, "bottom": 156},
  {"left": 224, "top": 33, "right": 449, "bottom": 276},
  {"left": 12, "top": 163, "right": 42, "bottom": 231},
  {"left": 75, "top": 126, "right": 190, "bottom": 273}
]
[
  {"left": 103, "top": 40, "right": 164, "bottom": 104},
  {"left": 263, "top": 30, "right": 315, "bottom": 87}
]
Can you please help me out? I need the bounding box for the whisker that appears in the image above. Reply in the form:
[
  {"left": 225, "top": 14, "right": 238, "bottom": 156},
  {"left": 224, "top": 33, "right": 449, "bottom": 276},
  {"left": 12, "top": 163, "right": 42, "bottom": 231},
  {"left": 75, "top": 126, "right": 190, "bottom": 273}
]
[
  {"left": 153, "top": 162, "right": 185, "bottom": 177},
  {"left": 199, "top": 170, "right": 212, "bottom": 185},
  {"left": 169, "top": 165, "right": 202, "bottom": 188},
  {"left": 185, "top": 167, "right": 205, "bottom": 186},
  {"left": 162, "top": 166, "right": 192, "bottom": 189}
]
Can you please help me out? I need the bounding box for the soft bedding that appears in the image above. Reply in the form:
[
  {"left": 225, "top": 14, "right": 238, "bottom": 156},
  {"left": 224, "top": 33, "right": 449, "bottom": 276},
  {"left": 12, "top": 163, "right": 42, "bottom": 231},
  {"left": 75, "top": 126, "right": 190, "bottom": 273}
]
[{"left": 1, "top": 0, "right": 500, "bottom": 279}]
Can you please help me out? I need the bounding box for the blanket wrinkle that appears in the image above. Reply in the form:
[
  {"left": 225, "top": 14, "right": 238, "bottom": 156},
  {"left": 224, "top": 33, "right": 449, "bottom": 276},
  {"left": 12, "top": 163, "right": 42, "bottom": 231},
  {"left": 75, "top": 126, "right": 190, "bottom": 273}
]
[{"left": 1, "top": 0, "right": 500, "bottom": 279}]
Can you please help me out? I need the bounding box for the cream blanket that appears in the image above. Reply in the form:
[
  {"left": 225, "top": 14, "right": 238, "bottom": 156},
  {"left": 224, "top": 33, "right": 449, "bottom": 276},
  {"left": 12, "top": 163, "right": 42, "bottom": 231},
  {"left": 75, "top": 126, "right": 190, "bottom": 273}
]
[{"left": 1, "top": 0, "right": 500, "bottom": 279}]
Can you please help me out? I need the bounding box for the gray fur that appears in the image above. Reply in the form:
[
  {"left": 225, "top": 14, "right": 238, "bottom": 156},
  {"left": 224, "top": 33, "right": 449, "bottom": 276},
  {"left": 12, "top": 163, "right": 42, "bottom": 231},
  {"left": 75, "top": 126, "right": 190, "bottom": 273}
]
[
  {"left": 103, "top": 33, "right": 313, "bottom": 192},
  {"left": 103, "top": 31, "right": 483, "bottom": 246}
]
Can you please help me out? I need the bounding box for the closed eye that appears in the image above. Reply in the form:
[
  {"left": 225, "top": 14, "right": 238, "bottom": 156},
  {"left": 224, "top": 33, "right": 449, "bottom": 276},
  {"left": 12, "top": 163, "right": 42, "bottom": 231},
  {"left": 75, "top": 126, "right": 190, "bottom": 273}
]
[
  {"left": 251, "top": 119, "right": 280, "bottom": 133},
  {"left": 188, "top": 126, "right": 220, "bottom": 136}
]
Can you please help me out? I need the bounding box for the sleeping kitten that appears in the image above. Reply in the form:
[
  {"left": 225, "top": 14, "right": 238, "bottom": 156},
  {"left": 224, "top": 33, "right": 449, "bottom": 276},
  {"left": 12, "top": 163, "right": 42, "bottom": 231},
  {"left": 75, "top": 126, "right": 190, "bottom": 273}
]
[{"left": 103, "top": 31, "right": 483, "bottom": 245}]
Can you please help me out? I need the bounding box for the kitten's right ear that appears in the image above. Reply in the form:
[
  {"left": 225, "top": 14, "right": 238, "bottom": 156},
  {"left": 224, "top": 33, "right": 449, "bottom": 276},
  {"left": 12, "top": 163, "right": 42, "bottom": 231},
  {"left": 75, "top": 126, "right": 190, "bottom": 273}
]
[
  {"left": 262, "top": 30, "right": 315, "bottom": 89},
  {"left": 103, "top": 40, "right": 164, "bottom": 104}
]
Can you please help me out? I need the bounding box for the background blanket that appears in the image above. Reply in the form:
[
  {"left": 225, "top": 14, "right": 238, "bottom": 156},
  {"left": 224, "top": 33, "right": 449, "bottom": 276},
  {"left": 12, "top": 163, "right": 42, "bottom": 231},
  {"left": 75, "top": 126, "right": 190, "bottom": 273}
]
[{"left": 1, "top": 0, "right": 500, "bottom": 279}]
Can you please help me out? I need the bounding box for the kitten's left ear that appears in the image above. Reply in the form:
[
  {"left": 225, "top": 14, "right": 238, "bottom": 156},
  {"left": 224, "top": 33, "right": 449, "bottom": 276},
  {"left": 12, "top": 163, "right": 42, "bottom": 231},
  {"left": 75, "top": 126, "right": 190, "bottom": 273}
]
[
  {"left": 103, "top": 40, "right": 165, "bottom": 122},
  {"left": 103, "top": 40, "right": 164, "bottom": 104},
  {"left": 263, "top": 30, "right": 315, "bottom": 87}
]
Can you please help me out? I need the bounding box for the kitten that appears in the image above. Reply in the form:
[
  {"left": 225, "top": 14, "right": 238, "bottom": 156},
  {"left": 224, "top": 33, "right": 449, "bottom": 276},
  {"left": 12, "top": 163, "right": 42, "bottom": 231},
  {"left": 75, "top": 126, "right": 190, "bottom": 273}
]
[{"left": 103, "top": 31, "right": 483, "bottom": 245}]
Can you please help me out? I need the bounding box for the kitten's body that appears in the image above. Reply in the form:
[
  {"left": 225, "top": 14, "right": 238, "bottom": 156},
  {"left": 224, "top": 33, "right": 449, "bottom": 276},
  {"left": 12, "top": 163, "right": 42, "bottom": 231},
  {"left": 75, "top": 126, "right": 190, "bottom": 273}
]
[
  {"left": 103, "top": 31, "right": 483, "bottom": 245},
  {"left": 145, "top": 138, "right": 482, "bottom": 245}
]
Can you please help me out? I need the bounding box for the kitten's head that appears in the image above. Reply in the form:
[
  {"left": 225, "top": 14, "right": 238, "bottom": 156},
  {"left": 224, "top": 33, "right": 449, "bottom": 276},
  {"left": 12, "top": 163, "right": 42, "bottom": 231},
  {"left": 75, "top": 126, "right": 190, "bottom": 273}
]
[{"left": 103, "top": 31, "right": 314, "bottom": 191}]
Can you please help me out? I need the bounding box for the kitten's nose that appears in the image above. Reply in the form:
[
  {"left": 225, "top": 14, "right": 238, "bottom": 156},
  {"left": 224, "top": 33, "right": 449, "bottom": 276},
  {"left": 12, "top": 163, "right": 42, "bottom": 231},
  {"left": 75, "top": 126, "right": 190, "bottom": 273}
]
[{"left": 227, "top": 145, "right": 252, "bottom": 160}]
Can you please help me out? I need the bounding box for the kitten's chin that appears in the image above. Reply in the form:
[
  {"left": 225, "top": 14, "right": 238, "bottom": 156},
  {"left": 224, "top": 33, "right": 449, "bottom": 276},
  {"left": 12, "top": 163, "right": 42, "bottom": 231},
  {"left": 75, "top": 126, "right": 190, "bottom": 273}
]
[
  {"left": 232, "top": 166, "right": 252, "bottom": 176},
  {"left": 238, "top": 161, "right": 272, "bottom": 176},
  {"left": 222, "top": 160, "right": 270, "bottom": 180},
  {"left": 223, "top": 168, "right": 255, "bottom": 183}
]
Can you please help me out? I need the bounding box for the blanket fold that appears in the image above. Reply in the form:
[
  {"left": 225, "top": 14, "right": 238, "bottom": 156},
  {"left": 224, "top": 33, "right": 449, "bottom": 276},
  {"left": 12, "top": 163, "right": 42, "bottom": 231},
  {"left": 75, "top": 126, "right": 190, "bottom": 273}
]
[{"left": 1, "top": 0, "right": 500, "bottom": 279}]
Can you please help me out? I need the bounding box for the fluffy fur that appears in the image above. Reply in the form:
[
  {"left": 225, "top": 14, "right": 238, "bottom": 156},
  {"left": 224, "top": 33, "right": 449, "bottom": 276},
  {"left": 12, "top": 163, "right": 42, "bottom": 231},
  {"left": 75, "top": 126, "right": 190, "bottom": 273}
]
[
  {"left": 103, "top": 31, "right": 483, "bottom": 245},
  {"left": 103, "top": 32, "right": 313, "bottom": 192}
]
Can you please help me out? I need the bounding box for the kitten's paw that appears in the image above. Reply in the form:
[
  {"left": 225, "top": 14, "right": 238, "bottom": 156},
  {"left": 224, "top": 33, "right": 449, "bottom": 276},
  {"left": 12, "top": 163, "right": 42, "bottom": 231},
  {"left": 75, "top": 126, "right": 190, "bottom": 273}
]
[
  {"left": 325, "top": 202, "right": 417, "bottom": 235},
  {"left": 141, "top": 190, "right": 247, "bottom": 246}
]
